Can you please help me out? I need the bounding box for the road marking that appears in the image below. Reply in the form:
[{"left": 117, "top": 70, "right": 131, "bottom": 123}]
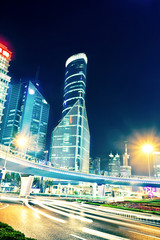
[
  {"left": 82, "top": 227, "right": 130, "bottom": 240},
  {"left": 25, "top": 200, "right": 65, "bottom": 223},
  {"left": 0, "top": 204, "right": 9, "bottom": 210},
  {"left": 127, "top": 230, "right": 160, "bottom": 239},
  {"left": 70, "top": 234, "right": 88, "bottom": 240}
]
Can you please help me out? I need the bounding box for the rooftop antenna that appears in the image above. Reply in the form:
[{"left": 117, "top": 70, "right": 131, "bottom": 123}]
[{"left": 35, "top": 66, "right": 40, "bottom": 86}]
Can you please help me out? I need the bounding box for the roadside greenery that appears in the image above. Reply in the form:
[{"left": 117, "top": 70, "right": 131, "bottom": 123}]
[
  {"left": 0, "top": 222, "right": 36, "bottom": 240},
  {"left": 84, "top": 199, "right": 160, "bottom": 215}
]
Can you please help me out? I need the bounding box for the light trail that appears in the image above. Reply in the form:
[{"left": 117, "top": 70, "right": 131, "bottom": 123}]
[
  {"left": 82, "top": 227, "right": 129, "bottom": 240},
  {"left": 24, "top": 199, "right": 65, "bottom": 223},
  {"left": 42, "top": 202, "right": 86, "bottom": 217},
  {"left": 74, "top": 202, "right": 160, "bottom": 224},
  {"left": 37, "top": 199, "right": 160, "bottom": 235},
  {"left": 0, "top": 204, "right": 9, "bottom": 210},
  {"left": 31, "top": 200, "right": 92, "bottom": 223},
  {"left": 70, "top": 234, "right": 88, "bottom": 240}
]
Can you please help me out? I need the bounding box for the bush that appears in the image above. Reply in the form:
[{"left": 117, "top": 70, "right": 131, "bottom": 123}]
[{"left": 0, "top": 222, "right": 36, "bottom": 240}]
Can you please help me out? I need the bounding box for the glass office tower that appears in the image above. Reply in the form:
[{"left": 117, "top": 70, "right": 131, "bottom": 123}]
[
  {"left": 0, "top": 43, "right": 11, "bottom": 123},
  {"left": 108, "top": 153, "right": 120, "bottom": 177},
  {"left": 0, "top": 81, "right": 50, "bottom": 160},
  {"left": 50, "top": 53, "right": 90, "bottom": 173},
  {"left": 62, "top": 53, "right": 87, "bottom": 116}
]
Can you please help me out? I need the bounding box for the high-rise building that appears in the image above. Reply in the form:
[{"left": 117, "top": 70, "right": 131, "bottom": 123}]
[
  {"left": 120, "top": 142, "right": 131, "bottom": 177},
  {"left": 62, "top": 53, "right": 87, "bottom": 116},
  {"left": 0, "top": 43, "right": 11, "bottom": 124},
  {"left": 153, "top": 152, "right": 160, "bottom": 178},
  {"left": 0, "top": 81, "right": 50, "bottom": 160},
  {"left": 108, "top": 153, "right": 120, "bottom": 177},
  {"left": 50, "top": 53, "right": 90, "bottom": 173}
]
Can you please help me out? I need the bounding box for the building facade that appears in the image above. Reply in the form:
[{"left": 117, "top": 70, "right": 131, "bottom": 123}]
[
  {"left": 108, "top": 153, "right": 120, "bottom": 177},
  {"left": 153, "top": 152, "right": 160, "bottom": 178},
  {"left": 50, "top": 53, "right": 90, "bottom": 173},
  {"left": 0, "top": 81, "right": 50, "bottom": 160},
  {"left": 0, "top": 43, "right": 11, "bottom": 124}
]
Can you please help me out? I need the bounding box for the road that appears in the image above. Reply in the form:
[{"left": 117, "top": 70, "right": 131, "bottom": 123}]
[{"left": 0, "top": 197, "right": 160, "bottom": 240}]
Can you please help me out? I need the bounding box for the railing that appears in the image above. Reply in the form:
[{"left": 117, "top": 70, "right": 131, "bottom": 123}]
[
  {"left": 0, "top": 144, "right": 45, "bottom": 165},
  {"left": 83, "top": 203, "right": 160, "bottom": 226},
  {"left": 0, "top": 143, "right": 160, "bottom": 186}
]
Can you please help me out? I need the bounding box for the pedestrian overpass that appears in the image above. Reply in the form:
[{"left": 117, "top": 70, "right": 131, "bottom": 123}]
[{"left": 0, "top": 144, "right": 160, "bottom": 196}]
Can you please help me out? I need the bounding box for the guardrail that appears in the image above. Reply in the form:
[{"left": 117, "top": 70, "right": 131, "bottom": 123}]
[{"left": 0, "top": 144, "right": 45, "bottom": 165}]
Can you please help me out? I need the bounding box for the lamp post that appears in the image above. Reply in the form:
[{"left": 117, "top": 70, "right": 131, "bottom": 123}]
[{"left": 142, "top": 144, "right": 153, "bottom": 178}]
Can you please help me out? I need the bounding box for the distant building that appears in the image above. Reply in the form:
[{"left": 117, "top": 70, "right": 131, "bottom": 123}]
[
  {"left": 0, "top": 81, "right": 50, "bottom": 160},
  {"left": 0, "top": 43, "right": 11, "bottom": 124},
  {"left": 50, "top": 52, "right": 90, "bottom": 173},
  {"left": 108, "top": 153, "right": 120, "bottom": 177},
  {"left": 93, "top": 157, "right": 101, "bottom": 175},
  {"left": 153, "top": 152, "right": 160, "bottom": 178},
  {"left": 120, "top": 142, "right": 131, "bottom": 177},
  {"left": 89, "top": 157, "right": 93, "bottom": 173}
]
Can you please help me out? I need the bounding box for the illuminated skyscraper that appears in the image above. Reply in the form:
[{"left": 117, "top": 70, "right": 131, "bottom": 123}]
[
  {"left": 108, "top": 153, "right": 120, "bottom": 177},
  {"left": 50, "top": 53, "right": 90, "bottom": 173},
  {"left": 62, "top": 53, "right": 87, "bottom": 116},
  {"left": 0, "top": 43, "right": 11, "bottom": 123},
  {"left": 0, "top": 81, "right": 50, "bottom": 160},
  {"left": 120, "top": 142, "right": 131, "bottom": 177}
]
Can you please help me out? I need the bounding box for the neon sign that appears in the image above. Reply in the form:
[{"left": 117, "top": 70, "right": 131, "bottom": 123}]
[
  {"left": 0, "top": 47, "right": 10, "bottom": 59},
  {"left": 144, "top": 187, "right": 156, "bottom": 197}
]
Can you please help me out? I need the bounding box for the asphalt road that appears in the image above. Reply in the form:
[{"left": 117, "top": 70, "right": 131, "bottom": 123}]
[{"left": 0, "top": 198, "right": 160, "bottom": 240}]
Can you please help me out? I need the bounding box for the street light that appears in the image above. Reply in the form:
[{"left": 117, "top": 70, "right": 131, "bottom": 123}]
[
  {"left": 142, "top": 144, "right": 153, "bottom": 178},
  {"left": 2, "top": 135, "right": 28, "bottom": 178}
]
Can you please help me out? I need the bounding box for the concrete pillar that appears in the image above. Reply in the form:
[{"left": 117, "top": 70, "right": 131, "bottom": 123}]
[
  {"left": 58, "top": 184, "right": 62, "bottom": 195},
  {"left": 92, "top": 183, "right": 97, "bottom": 198},
  {"left": 98, "top": 184, "right": 106, "bottom": 197},
  {"left": 20, "top": 174, "right": 34, "bottom": 197}
]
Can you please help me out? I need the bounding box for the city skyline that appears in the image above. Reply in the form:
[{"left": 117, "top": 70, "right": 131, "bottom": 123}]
[{"left": 1, "top": 1, "right": 160, "bottom": 161}]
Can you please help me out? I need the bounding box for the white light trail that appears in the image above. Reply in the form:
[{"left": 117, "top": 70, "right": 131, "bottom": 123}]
[
  {"left": 32, "top": 200, "right": 92, "bottom": 223},
  {"left": 24, "top": 200, "right": 65, "bottom": 223},
  {"left": 70, "top": 234, "right": 88, "bottom": 240}
]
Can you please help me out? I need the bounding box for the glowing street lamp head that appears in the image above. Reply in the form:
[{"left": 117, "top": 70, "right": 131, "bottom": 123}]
[
  {"left": 15, "top": 136, "right": 28, "bottom": 148},
  {"left": 142, "top": 144, "right": 153, "bottom": 154}
]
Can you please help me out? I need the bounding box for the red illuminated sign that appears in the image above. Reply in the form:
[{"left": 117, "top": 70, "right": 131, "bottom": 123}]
[
  {"left": 0, "top": 46, "right": 10, "bottom": 59},
  {"left": 70, "top": 116, "right": 73, "bottom": 124}
]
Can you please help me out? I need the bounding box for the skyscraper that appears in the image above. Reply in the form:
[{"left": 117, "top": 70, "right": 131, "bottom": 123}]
[
  {"left": 120, "top": 142, "right": 131, "bottom": 177},
  {"left": 62, "top": 53, "right": 87, "bottom": 116},
  {"left": 0, "top": 43, "right": 11, "bottom": 123},
  {"left": 0, "top": 81, "right": 50, "bottom": 160},
  {"left": 108, "top": 153, "right": 120, "bottom": 177},
  {"left": 50, "top": 53, "right": 90, "bottom": 173}
]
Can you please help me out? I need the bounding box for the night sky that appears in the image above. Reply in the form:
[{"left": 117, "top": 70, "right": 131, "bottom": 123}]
[{"left": 1, "top": 0, "right": 160, "bottom": 173}]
